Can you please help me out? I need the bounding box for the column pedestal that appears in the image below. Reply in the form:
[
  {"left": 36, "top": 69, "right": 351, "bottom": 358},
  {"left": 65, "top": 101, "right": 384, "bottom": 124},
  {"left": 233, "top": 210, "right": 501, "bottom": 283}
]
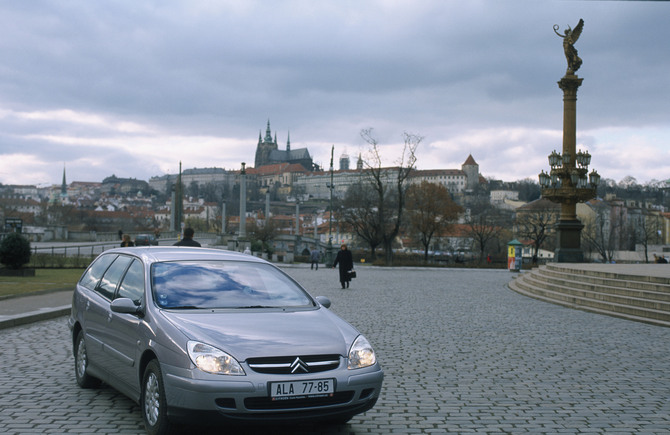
[{"left": 554, "top": 219, "right": 584, "bottom": 263}]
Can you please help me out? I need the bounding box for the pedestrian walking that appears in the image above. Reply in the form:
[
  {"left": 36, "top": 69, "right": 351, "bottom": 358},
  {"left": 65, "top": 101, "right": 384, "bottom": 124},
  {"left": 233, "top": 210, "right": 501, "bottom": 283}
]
[
  {"left": 332, "top": 244, "right": 354, "bottom": 288},
  {"left": 310, "top": 247, "right": 321, "bottom": 270},
  {"left": 173, "top": 227, "right": 201, "bottom": 247}
]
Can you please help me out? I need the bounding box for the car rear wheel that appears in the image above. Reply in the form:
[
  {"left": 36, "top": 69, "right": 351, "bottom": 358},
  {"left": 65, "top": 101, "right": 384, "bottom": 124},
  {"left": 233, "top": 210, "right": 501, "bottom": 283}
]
[
  {"left": 141, "top": 360, "right": 171, "bottom": 435},
  {"left": 74, "top": 330, "right": 101, "bottom": 388}
]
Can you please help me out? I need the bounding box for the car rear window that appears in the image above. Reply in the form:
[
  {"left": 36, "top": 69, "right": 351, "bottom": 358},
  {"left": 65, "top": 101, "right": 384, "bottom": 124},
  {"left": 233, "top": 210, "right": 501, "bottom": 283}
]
[{"left": 151, "top": 261, "right": 313, "bottom": 309}]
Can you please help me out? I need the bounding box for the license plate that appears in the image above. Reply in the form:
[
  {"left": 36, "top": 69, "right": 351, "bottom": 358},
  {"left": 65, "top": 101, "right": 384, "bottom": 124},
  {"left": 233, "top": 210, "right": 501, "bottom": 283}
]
[{"left": 270, "top": 378, "right": 335, "bottom": 400}]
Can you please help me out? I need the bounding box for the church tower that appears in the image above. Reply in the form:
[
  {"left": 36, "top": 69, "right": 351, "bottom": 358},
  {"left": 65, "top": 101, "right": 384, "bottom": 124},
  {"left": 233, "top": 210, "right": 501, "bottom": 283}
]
[
  {"left": 339, "top": 153, "right": 350, "bottom": 170},
  {"left": 60, "top": 164, "right": 68, "bottom": 202},
  {"left": 254, "top": 120, "right": 278, "bottom": 168},
  {"left": 356, "top": 153, "right": 364, "bottom": 170},
  {"left": 462, "top": 154, "right": 480, "bottom": 191}
]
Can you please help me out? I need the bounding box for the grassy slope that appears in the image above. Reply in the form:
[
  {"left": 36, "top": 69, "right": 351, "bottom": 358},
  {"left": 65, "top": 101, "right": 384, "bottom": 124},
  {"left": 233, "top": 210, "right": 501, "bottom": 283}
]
[{"left": 0, "top": 268, "right": 85, "bottom": 298}]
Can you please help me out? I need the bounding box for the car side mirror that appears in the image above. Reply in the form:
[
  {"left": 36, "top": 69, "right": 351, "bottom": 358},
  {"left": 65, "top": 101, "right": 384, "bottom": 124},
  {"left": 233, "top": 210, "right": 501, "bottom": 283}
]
[
  {"left": 111, "top": 297, "right": 143, "bottom": 315},
  {"left": 315, "top": 296, "right": 331, "bottom": 309}
]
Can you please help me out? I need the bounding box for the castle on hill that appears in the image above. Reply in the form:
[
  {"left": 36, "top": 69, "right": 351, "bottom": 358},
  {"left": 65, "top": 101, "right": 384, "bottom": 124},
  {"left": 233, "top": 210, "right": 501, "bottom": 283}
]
[{"left": 253, "top": 120, "right": 319, "bottom": 171}]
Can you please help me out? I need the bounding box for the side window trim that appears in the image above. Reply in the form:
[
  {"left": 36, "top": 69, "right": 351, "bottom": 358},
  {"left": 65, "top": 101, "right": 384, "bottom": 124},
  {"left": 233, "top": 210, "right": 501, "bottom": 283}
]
[
  {"left": 79, "top": 254, "right": 118, "bottom": 292},
  {"left": 95, "top": 254, "right": 133, "bottom": 300},
  {"left": 115, "top": 258, "right": 145, "bottom": 305}
]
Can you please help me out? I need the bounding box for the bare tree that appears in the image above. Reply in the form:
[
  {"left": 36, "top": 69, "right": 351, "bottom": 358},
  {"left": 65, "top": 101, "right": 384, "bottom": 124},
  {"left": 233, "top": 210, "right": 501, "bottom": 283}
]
[
  {"left": 341, "top": 182, "right": 383, "bottom": 259},
  {"left": 405, "top": 181, "right": 462, "bottom": 262},
  {"left": 515, "top": 198, "right": 559, "bottom": 264},
  {"left": 634, "top": 211, "right": 663, "bottom": 263},
  {"left": 360, "top": 128, "right": 421, "bottom": 265},
  {"left": 466, "top": 199, "right": 508, "bottom": 263},
  {"left": 582, "top": 201, "right": 623, "bottom": 263}
]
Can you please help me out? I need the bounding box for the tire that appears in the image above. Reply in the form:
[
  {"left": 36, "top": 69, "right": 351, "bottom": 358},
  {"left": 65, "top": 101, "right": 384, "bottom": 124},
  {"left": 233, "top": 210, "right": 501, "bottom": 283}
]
[
  {"left": 74, "top": 330, "right": 101, "bottom": 388},
  {"left": 141, "top": 360, "right": 171, "bottom": 435}
]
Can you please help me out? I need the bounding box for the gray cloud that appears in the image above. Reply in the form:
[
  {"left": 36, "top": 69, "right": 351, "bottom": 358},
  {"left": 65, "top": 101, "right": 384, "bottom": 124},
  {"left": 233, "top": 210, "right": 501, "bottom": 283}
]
[{"left": 0, "top": 0, "right": 668, "bottom": 186}]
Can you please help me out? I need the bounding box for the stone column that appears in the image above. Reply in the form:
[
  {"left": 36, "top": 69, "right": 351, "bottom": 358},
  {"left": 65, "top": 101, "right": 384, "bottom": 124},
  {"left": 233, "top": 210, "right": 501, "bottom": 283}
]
[
  {"left": 239, "top": 163, "right": 247, "bottom": 239},
  {"left": 555, "top": 74, "right": 584, "bottom": 263}
]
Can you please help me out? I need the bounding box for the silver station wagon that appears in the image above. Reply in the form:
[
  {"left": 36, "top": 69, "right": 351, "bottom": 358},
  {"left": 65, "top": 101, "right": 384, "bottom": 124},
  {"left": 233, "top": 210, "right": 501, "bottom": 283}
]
[{"left": 68, "top": 247, "right": 383, "bottom": 434}]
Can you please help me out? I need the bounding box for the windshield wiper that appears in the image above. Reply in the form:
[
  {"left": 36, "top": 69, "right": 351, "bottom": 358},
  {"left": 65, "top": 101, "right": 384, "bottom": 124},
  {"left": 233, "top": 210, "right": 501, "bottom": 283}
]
[
  {"left": 167, "top": 305, "right": 199, "bottom": 309},
  {"left": 235, "top": 305, "right": 276, "bottom": 309}
]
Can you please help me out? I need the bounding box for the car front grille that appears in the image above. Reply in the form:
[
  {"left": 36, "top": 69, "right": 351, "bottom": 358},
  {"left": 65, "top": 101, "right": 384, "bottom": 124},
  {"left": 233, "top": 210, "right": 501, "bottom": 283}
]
[
  {"left": 244, "top": 391, "right": 354, "bottom": 410},
  {"left": 247, "top": 354, "right": 341, "bottom": 374}
]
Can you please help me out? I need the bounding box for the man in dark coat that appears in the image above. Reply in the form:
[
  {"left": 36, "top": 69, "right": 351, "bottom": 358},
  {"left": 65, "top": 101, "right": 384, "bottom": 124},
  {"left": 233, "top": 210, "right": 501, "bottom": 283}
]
[
  {"left": 173, "top": 227, "right": 201, "bottom": 247},
  {"left": 332, "top": 244, "right": 354, "bottom": 289}
]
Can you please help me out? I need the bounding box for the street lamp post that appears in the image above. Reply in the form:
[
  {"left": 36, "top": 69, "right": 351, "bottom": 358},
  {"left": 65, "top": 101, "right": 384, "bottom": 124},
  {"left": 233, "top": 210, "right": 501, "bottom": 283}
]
[
  {"left": 294, "top": 200, "right": 300, "bottom": 256},
  {"left": 325, "top": 145, "right": 335, "bottom": 267},
  {"left": 539, "top": 19, "right": 600, "bottom": 263},
  {"left": 239, "top": 162, "right": 247, "bottom": 242}
]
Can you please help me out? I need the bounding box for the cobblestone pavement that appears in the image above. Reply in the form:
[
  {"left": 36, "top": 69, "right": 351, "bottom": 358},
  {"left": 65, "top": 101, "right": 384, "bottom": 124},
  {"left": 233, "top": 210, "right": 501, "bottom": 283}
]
[{"left": 1, "top": 266, "right": 669, "bottom": 434}]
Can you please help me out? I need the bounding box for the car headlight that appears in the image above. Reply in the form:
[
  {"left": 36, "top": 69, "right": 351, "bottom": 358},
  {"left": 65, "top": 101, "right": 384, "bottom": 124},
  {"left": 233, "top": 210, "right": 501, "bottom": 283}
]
[
  {"left": 187, "top": 341, "right": 245, "bottom": 375},
  {"left": 347, "top": 335, "right": 377, "bottom": 369}
]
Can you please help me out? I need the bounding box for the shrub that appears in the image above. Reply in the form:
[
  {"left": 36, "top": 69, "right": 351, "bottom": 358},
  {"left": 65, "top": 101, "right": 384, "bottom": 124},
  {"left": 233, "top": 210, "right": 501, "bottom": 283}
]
[{"left": 0, "top": 233, "right": 32, "bottom": 269}]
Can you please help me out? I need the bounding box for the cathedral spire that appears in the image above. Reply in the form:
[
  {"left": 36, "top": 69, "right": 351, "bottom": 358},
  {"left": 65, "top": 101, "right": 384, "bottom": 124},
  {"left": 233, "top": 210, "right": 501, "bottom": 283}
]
[
  {"left": 264, "top": 119, "right": 273, "bottom": 143},
  {"left": 286, "top": 131, "right": 291, "bottom": 151}
]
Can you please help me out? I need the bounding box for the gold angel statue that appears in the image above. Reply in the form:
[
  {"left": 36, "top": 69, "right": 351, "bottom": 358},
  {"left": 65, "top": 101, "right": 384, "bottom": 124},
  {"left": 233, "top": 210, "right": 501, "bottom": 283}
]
[{"left": 554, "top": 19, "right": 584, "bottom": 74}]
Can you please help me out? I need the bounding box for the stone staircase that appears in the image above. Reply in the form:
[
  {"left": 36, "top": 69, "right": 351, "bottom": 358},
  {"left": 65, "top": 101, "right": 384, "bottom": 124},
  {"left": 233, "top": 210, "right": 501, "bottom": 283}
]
[{"left": 508, "top": 263, "right": 670, "bottom": 327}]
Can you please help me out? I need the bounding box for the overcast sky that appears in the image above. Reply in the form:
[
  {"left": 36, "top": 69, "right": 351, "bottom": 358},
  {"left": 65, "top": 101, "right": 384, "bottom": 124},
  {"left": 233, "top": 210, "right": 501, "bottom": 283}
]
[{"left": 1, "top": 0, "right": 668, "bottom": 188}]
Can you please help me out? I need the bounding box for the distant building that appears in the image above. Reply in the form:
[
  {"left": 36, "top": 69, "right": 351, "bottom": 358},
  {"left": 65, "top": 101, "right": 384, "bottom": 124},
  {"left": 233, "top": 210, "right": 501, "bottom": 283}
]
[
  {"left": 248, "top": 163, "right": 310, "bottom": 195},
  {"left": 293, "top": 154, "right": 486, "bottom": 201},
  {"left": 101, "top": 175, "right": 149, "bottom": 195},
  {"left": 409, "top": 155, "right": 485, "bottom": 194},
  {"left": 254, "top": 120, "right": 316, "bottom": 171},
  {"left": 148, "top": 168, "right": 237, "bottom": 194}
]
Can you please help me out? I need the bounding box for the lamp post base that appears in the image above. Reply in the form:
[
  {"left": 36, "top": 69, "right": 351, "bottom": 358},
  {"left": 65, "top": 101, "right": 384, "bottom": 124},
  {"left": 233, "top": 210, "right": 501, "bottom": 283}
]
[
  {"left": 554, "top": 219, "right": 585, "bottom": 263},
  {"left": 325, "top": 239, "right": 334, "bottom": 268}
]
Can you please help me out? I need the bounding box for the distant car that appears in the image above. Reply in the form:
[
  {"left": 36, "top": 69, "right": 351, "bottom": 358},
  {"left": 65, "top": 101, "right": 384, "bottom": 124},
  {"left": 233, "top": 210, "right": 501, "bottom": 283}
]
[
  {"left": 69, "top": 247, "right": 383, "bottom": 433},
  {"left": 134, "top": 234, "right": 158, "bottom": 246}
]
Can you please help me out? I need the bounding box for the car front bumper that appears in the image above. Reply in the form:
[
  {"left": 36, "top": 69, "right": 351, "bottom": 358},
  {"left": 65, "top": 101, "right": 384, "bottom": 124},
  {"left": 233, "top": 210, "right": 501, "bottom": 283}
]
[{"left": 161, "top": 362, "right": 384, "bottom": 424}]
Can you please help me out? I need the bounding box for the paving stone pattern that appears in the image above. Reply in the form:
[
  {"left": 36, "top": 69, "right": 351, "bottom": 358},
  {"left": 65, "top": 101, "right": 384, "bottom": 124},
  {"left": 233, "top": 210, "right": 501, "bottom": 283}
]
[{"left": 1, "top": 266, "right": 669, "bottom": 434}]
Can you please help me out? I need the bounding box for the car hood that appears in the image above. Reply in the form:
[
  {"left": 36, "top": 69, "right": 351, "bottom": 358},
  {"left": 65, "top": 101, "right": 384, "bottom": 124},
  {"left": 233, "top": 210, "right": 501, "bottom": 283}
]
[{"left": 160, "top": 307, "right": 358, "bottom": 360}]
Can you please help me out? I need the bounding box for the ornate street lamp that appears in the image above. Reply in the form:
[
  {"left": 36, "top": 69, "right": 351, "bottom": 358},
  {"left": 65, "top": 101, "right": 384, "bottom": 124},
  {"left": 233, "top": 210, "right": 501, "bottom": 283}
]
[
  {"left": 324, "top": 145, "right": 335, "bottom": 268},
  {"left": 539, "top": 18, "right": 600, "bottom": 263}
]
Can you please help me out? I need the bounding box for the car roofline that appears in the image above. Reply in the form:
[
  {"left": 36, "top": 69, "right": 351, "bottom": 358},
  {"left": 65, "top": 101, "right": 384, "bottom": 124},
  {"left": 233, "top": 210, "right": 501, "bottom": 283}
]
[{"left": 103, "top": 246, "right": 268, "bottom": 264}]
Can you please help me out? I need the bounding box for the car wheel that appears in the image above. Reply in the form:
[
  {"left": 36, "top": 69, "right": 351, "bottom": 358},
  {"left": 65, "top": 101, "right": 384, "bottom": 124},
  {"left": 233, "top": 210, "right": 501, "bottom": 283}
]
[
  {"left": 74, "top": 330, "right": 101, "bottom": 388},
  {"left": 141, "top": 360, "right": 171, "bottom": 435}
]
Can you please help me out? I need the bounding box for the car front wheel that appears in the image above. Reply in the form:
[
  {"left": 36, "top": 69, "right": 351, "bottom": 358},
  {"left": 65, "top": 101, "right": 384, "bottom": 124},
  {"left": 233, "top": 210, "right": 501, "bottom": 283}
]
[
  {"left": 141, "top": 360, "right": 171, "bottom": 435},
  {"left": 74, "top": 330, "right": 101, "bottom": 388}
]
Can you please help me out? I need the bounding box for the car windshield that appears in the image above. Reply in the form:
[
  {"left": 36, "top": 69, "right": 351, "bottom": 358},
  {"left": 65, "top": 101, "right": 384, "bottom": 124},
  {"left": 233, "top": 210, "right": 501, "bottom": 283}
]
[{"left": 151, "top": 260, "right": 314, "bottom": 309}]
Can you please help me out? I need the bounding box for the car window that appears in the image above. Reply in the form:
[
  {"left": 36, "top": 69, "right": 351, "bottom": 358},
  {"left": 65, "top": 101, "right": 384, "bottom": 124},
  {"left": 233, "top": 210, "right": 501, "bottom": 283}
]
[
  {"left": 116, "top": 259, "right": 144, "bottom": 305},
  {"left": 97, "top": 255, "right": 133, "bottom": 300},
  {"left": 151, "top": 261, "right": 313, "bottom": 309},
  {"left": 79, "top": 254, "right": 118, "bottom": 291}
]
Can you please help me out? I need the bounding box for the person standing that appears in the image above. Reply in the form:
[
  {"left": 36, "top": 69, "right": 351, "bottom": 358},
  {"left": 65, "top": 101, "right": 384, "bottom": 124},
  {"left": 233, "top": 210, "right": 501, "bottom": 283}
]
[
  {"left": 120, "top": 234, "right": 134, "bottom": 247},
  {"left": 310, "top": 247, "right": 321, "bottom": 270},
  {"left": 173, "top": 227, "right": 201, "bottom": 247},
  {"left": 332, "top": 244, "right": 353, "bottom": 288}
]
